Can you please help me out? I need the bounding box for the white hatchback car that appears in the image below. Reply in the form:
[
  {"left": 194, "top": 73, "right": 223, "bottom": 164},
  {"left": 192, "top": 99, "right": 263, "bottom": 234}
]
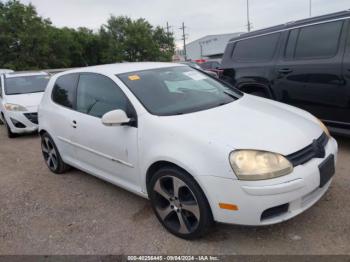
[
  {"left": 0, "top": 71, "right": 50, "bottom": 138},
  {"left": 39, "top": 63, "right": 338, "bottom": 239}
]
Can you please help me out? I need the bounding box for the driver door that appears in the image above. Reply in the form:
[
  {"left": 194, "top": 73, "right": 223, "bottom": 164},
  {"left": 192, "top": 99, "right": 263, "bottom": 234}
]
[{"left": 71, "top": 73, "right": 140, "bottom": 191}]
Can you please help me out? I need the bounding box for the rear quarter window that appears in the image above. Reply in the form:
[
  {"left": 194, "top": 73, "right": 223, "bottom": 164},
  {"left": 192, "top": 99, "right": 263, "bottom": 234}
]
[
  {"left": 52, "top": 74, "right": 79, "bottom": 109},
  {"left": 232, "top": 33, "right": 280, "bottom": 62},
  {"left": 291, "top": 21, "right": 343, "bottom": 60}
]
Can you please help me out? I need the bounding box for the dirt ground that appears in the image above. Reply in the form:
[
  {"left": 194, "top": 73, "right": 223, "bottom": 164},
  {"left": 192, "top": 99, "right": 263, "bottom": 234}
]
[{"left": 0, "top": 127, "right": 349, "bottom": 255}]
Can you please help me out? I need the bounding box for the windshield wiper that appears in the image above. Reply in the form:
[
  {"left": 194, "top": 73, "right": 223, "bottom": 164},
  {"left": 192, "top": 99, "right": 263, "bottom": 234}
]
[{"left": 223, "top": 91, "right": 237, "bottom": 99}]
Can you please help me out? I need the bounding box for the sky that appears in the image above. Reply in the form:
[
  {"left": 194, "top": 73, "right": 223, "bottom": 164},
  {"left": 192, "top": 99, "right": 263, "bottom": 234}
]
[{"left": 19, "top": 0, "right": 350, "bottom": 47}]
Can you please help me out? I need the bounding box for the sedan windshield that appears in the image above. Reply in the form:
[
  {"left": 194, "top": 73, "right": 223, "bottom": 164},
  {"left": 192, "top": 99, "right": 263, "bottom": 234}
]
[
  {"left": 118, "top": 66, "right": 242, "bottom": 116},
  {"left": 5, "top": 75, "right": 50, "bottom": 95}
]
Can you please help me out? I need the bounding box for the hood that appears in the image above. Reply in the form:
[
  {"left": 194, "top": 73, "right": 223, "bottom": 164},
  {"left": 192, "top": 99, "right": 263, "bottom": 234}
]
[
  {"left": 160, "top": 94, "right": 323, "bottom": 156},
  {"left": 4, "top": 92, "right": 44, "bottom": 111}
]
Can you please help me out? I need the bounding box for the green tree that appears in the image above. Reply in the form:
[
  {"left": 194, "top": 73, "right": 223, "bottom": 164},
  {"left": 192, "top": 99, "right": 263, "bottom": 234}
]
[
  {"left": 0, "top": 0, "right": 52, "bottom": 70},
  {"left": 0, "top": 1, "right": 175, "bottom": 70},
  {"left": 100, "top": 15, "right": 175, "bottom": 62}
]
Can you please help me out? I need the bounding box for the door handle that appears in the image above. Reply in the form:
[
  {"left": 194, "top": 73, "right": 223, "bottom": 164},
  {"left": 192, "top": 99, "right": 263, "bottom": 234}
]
[
  {"left": 278, "top": 68, "right": 293, "bottom": 74},
  {"left": 72, "top": 120, "right": 77, "bottom": 128}
]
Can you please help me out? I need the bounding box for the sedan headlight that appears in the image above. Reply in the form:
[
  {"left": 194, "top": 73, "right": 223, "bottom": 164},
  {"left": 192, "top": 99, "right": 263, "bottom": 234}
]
[
  {"left": 4, "top": 103, "right": 27, "bottom": 112},
  {"left": 316, "top": 119, "right": 331, "bottom": 138},
  {"left": 229, "top": 150, "right": 293, "bottom": 181}
]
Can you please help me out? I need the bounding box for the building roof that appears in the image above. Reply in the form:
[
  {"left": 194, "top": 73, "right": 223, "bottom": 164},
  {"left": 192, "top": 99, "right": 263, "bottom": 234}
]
[{"left": 185, "top": 32, "right": 244, "bottom": 58}]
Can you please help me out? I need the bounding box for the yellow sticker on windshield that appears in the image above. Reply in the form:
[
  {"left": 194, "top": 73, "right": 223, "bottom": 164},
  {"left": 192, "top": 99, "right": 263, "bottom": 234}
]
[{"left": 128, "top": 75, "right": 141, "bottom": 81}]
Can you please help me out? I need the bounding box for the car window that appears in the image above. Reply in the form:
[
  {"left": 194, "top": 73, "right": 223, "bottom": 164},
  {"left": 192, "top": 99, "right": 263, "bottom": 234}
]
[
  {"left": 118, "top": 66, "right": 241, "bottom": 116},
  {"left": 293, "top": 21, "right": 343, "bottom": 59},
  {"left": 212, "top": 62, "right": 221, "bottom": 68},
  {"left": 285, "top": 29, "right": 299, "bottom": 59},
  {"left": 76, "top": 73, "right": 129, "bottom": 118},
  {"left": 200, "top": 62, "right": 211, "bottom": 70},
  {"left": 232, "top": 33, "right": 280, "bottom": 62},
  {"left": 0, "top": 77, "right": 2, "bottom": 97},
  {"left": 52, "top": 74, "right": 79, "bottom": 109},
  {"left": 5, "top": 75, "right": 49, "bottom": 95}
]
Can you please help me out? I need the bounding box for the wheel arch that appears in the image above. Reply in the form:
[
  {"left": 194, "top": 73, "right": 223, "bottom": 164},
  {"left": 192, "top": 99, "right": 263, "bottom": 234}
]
[
  {"left": 39, "top": 129, "right": 48, "bottom": 136},
  {"left": 145, "top": 161, "right": 193, "bottom": 194},
  {"left": 237, "top": 82, "right": 274, "bottom": 98}
]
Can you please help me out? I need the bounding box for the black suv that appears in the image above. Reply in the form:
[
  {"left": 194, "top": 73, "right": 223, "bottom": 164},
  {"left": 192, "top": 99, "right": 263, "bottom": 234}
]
[{"left": 221, "top": 10, "right": 350, "bottom": 136}]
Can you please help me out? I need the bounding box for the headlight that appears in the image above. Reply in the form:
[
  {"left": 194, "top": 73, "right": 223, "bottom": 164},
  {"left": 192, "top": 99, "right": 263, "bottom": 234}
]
[
  {"left": 316, "top": 119, "right": 330, "bottom": 138},
  {"left": 229, "top": 150, "right": 293, "bottom": 181},
  {"left": 4, "top": 103, "right": 28, "bottom": 112}
]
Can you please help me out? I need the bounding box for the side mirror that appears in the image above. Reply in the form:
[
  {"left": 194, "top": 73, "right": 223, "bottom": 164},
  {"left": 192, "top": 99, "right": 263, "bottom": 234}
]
[{"left": 102, "top": 110, "right": 130, "bottom": 126}]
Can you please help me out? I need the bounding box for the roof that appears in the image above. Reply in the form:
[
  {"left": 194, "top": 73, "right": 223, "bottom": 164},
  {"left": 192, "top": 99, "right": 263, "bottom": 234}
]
[
  {"left": 5, "top": 71, "right": 49, "bottom": 78},
  {"left": 0, "top": 69, "right": 14, "bottom": 74},
  {"left": 229, "top": 10, "right": 350, "bottom": 42},
  {"left": 60, "top": 62, "right": 185, "bottom": 76}
]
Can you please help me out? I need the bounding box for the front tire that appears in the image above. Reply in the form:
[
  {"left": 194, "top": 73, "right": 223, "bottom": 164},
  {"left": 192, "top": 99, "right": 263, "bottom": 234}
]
[
  {"left": 149, "top": 166, "right": 213, "bottom": 239},
  {"left": 3, "top": 117, "right": 17, "bottom": 138},
  {"left": 41, "top": 133, "right": 69, "bottom": 174}
]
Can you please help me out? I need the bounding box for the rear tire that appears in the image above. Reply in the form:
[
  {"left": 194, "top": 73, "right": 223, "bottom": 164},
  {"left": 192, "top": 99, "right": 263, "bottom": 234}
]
[
  {"left": 41, "top": 133, "right": 70, "bottom": 174},
  {"left": 149, "top": 166, "right": 213, "bottom": 239}
]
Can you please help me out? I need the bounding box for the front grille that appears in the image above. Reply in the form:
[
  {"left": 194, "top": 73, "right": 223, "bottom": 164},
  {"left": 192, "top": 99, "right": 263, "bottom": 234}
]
[
  {"left": 24, "top": 113, "right": 38, "bottom": 124},
  {"left": 287, "top": 133, "right": 329, "bottom": 167}
]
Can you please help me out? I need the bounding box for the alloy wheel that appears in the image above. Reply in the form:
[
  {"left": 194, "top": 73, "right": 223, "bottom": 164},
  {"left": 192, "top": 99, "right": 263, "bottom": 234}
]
[
  {"left": 153, "top": 175, "right": 201, "bottom": 235},
  {"left": 41, "top": 136, "right": 58, "bottom": 171}
]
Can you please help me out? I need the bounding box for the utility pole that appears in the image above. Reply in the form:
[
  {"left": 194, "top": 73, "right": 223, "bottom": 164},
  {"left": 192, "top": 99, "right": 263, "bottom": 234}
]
[
  {"left": 180, "top": 22, "right": 187, "bottom": 61},
  {"left": 166, "top": 22, "right": 172, "bottom": 38},
  {"left": 309, "top": 0, "right": 312, "bottom": 17},
  {"left": 247, "top": 0, "right": 252, "bottom": 32}
]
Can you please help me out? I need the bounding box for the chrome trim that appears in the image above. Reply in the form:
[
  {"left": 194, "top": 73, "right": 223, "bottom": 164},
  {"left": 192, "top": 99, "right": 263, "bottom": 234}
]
[
  {"left": 229, "top": 16, "right": 350, "bottom": 43},
  {"left": 57, "top": 136, "right": 134, "bottom": 168}
]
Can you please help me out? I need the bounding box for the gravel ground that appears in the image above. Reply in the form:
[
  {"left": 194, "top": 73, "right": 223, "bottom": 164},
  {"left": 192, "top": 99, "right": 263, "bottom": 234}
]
[{"left": 0, "top": 126, "right": 349, "bottom": 255}]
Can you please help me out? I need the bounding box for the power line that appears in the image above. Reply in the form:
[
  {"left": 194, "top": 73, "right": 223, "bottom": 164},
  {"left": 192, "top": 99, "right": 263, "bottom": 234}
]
[{"left": 179, "top": 22, "right": 188, "bottom": 61}]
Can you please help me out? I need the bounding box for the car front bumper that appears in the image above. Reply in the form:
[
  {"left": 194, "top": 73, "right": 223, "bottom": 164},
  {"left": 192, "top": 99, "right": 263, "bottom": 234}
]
[
  {"left": 197, "top": 137, "right": 338, "bottom": 225},
  {"left": 3, "top": 110, "right": 39, "bottom": 134}
]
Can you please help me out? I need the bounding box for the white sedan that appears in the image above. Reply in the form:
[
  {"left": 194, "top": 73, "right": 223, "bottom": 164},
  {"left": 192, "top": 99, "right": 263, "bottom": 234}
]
[
  {"left": 0, "top": 71, "right": 50, "bottom": 138},
  {"left": 38, "top": 63, "right": 338, "bottom": 239}
]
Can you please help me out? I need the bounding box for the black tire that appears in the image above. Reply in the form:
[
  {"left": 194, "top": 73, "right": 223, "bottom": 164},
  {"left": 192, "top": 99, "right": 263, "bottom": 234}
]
[
  {"left": 3, "top": 116, "right": 17, "bottom": 138},
  {"left": 41, "top": 132, "right": 70, "bottom": 174},
  {"left": 149, "top": 166, "right": 213, "bottom": 239},
  {"left": 250, "top": 90, "right": 269, "bottom": 98}
]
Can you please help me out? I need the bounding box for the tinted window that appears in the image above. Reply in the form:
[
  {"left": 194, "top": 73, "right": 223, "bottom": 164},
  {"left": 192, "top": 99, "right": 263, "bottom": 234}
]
[
  {"left": 77, "top": 74, "right": 129, "bottom": 118},
  {"left": 232, "top": 33, "right": 280, "bottom": 62},
  {"left": 118, "top": 67, "right": 241, "bottom": 116},
  {"left": 52, "top": 74, "right": 78, "bottom": 109},
  {"left": 294, "top": 21, "right": 343, "bottom": 59},
  {"left": 285, "top": 29, "right": 299, "bottom": 59},
  {"left": 212, "top": 62, "right": 221, "bottom": 68},
  {"left": 5, "top": 75, "right": 49, "bottom": 95},
  {"left": 200, "top": 62, "right": 212, "bottom": 70}
]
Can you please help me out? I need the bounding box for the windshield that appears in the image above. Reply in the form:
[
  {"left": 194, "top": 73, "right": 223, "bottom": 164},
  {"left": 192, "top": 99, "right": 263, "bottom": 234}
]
[
  {"left": 118, "top": 66, "right": 242, "bottom": 116},
  {"left": 5, "top": 75, "right": 49, "bottom": 95}
]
